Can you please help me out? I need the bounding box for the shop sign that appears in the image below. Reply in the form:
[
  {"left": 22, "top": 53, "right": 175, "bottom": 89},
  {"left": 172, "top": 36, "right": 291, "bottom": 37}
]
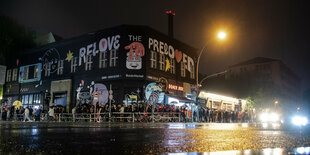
[
  {"left": 101, "top": 75, "right": 121, "bottom": 80},
  {"left": 128, "top": 95, "right": 137, "bottom": 101},
  {"left": 168, "top": 84, "right": 183, "bottom": 91},
  {"left": 125, "top": 74, "right": 144, "bottom": 78},
  {"left": 20, "top": 88, "right": 29, "bottom": 93},
  {"left": 146, "top": 75, "right": 159, "bottom": 81}
]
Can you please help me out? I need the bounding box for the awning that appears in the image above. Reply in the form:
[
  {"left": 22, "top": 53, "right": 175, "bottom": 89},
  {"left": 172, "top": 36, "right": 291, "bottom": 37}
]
[{"left": 165, "top": 94, "right": 194, "bottom": 103}]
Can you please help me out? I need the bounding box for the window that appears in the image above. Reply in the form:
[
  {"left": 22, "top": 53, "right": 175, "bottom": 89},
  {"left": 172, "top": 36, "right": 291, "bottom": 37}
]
[
  {"left": 57, "top": 60, "right": 64, "bottom": 75},
  {"left": 23, "top": 67, "right": 29, "bottom": 80},
  {"left": 190, "top": 62, "right": 195, "bottom": 79},
  {"left": 33, "top": 65, "right": 39, "bottom": 78},
  {"left": 71, "top": 57, "right": 78, "bottom": 73},
  {"left": 181, "top": 62, "right": 186, "bottom": 77},
  {"left": 12, "top": 68, "right": 18, "bottom": 81},
  {"left": 170, "top": 58, "right": 175, "bottom": 74},
  {"left": 159, "top": 53, "right": 165, "bottom": 71},
  {"left": 109, "top": 49, "right": 118, "bottom": 67},
  {"left": 28, "top": 94, "right": 33, "bottom": 107},
  {"left": 99, "top": 52, "right": 107, "bottom": 68},
  {"left": 150, "top": 51, "right": 157, "bottom": 69},
  {"left": 6, "top": 69, "right": 11, "bottom": 82}
]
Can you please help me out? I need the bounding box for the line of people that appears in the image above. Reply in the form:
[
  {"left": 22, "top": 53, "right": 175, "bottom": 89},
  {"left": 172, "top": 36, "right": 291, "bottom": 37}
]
[
  {"left": 195, "top": 107, "right": 251, "bottom": 123},
  {"left": 1, "top": 103, "right": 251, "bottom": 123}
]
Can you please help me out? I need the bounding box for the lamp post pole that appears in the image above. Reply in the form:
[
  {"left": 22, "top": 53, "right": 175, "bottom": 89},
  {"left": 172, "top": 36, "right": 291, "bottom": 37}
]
[{"left": 196, "top": 44, "right": 208, "bottom": 98}]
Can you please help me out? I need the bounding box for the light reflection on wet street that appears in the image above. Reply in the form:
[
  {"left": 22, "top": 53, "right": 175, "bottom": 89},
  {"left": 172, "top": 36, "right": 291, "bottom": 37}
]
[{"left": 0, "top": 122, "right": 309, "bottom": 154}]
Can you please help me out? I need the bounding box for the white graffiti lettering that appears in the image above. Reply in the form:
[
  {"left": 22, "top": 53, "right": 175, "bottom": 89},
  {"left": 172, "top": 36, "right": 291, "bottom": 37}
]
[
  {"left": 79, "top": 35, "right": 120, "bottom": 66},
  {"left": 148, "top": 37, "right": 194, "bottom": 73}
]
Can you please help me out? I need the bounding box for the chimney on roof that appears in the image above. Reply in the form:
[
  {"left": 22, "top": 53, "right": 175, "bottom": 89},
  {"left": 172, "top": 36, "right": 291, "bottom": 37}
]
[{"left": 166, "top": 10, "right": 175, "bottom": 38}]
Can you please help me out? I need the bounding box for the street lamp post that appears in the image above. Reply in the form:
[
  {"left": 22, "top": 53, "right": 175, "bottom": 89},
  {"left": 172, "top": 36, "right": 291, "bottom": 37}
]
[{"left": 196, "top": 31, "right": 227, "bottom": 98}]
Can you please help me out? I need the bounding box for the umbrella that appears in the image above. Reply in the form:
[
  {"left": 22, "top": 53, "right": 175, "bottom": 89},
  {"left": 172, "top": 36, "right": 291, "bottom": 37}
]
[{"left": 13, "top": 100, "right": 23, "bottom": 109}]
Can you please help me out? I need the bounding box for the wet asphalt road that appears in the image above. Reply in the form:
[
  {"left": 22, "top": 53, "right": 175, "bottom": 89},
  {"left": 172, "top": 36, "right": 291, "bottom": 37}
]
[{"left": 0, "top": 122, "right": 309, "bottom": 154}]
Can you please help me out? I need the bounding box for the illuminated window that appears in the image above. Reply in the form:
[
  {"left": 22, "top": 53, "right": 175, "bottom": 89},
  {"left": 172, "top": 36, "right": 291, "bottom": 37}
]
[
  {"left": 6, "top": 69, "right": 12, "bottom": 82},
  {"left": 24, "top": 95, "right": 29, "bottom": 105},
  {"left": 159, "top": 53, "right": 165, "bottom": 71},
  {"left": 28, "top": 94, "right": 33, "bottom": 106},
  {"left": 99, "top": 51, "right": 107, "bottom": 68},
  {"left": 109, "top": 49, "right": 118, "bottom": 67},
  {"left": 170, "top": 58, "right": 175, "bottom": 74},
  {"left": 150, "top": 51, "right": 157, "bottom": 69},
  {"left": 181, "top": 62, "right": 186, "bottom": 77},
  {"left": 57, "top": 60, "right": 64, "bottom": 75},
  {"left": 34, "top": 65, "right": 39, "bottom": 78},
  {"left": 23, "top": 67, "right": 29, "bottom": 80},
  {"left": 12, "top": 68, "right": 18, "bottom": 81},
  {"left": 85, "top": 55, "right": 92, "bottom": 71},
  {"left": 190, "top": 62, "right": 195, "bottom": 79},
  {"left": 71, "top": 57, "right": 78, "bottom": 73}
]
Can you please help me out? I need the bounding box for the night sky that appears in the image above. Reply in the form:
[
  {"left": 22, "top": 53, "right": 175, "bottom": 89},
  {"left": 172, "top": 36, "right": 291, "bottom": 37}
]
[{"left": 1, "top": 0, "right": 310, "bottom": 90}]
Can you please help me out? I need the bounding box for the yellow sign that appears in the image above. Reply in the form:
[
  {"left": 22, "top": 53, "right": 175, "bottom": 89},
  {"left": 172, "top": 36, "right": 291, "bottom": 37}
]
[{"left": 128, "top": 95, "right": 137, "bottom": 101}]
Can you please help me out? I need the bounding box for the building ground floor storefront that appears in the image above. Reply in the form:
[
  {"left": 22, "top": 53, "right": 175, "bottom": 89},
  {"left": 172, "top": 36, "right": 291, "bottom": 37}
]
[
  {"left": 198, "top": 91, "right": 247, "bottom": 112},
  {"left": 1, "top": 77, "right": 198, "bottom": 114}
]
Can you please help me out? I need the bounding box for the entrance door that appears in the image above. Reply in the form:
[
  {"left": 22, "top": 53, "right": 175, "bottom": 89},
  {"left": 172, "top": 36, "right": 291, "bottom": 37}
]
[{"left": 53, "top": 92, "right": 67, "bottom": 107}]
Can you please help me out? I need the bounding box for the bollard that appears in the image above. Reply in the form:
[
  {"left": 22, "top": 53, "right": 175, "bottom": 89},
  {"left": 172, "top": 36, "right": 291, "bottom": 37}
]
[
  {"left": 59, "top": 114, "right": 61, "bottom": 122},
  {"left": 132, "top": 113, "right": 135, "bottom": 123}
]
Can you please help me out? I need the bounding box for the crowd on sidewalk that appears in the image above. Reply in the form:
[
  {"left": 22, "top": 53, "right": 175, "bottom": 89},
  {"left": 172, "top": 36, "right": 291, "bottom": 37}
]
[{"left": 1, "top": 102, "right": 252, "bottom": 123}]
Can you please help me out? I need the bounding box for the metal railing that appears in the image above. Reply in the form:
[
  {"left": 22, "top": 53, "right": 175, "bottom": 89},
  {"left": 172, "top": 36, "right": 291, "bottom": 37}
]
[{"left": 2, "top": 112, "right": 183, "bottom": 123}]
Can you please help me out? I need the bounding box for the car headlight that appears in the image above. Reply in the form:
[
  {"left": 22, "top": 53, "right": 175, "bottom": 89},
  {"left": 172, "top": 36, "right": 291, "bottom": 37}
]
[
  {"left": 292, "top": 116, "right": 308, "bottom": 126},
  {"left": 260, "top": 112, "right": 279, "bottom": 122},
  {"left": 270, "top": 113, "right": 279, "bottom": 122},
  {"left": 260, "top": 113, "right": 269, "bottom": 122}
]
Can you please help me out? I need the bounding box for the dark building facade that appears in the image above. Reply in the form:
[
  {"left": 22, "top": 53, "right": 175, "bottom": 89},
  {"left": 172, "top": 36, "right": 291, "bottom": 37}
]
[
  {"left": 3, "top": 25, "right": 197, "bottom": 112},
  {"left": 200, "top": 57, "right": 301, "bottom": 112}
]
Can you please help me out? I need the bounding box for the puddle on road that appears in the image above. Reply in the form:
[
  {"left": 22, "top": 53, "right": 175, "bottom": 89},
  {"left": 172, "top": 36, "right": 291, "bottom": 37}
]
[{"left": 167, "top": 147, "right": 310, "bottom": 155}]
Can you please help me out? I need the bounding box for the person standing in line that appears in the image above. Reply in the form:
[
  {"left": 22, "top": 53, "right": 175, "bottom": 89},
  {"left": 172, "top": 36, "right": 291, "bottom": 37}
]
[
  {"left": 72, "top": 106, "right": 76, "bottom": 122},
  {"left": 48, "top": 106, "right": 55, "bottom": 121},
  {"left": 6, "top": 108, "right": 10, "bottom": 121},
  {"left": 23, "top": 107, "right": 32, "bottom": 122},
  {"left": 119, "top": 104, "right": 125, "bottom": 122}
]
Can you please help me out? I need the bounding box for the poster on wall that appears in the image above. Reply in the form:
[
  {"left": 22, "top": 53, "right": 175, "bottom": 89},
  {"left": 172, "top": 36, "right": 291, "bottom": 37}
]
[{"left": 0, "top": 65, "right": 6, "bottom": 84}]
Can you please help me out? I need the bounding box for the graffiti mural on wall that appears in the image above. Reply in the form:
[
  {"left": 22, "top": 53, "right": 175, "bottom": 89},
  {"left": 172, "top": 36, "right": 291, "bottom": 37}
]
[
  {"left": 93, "top": 83, "right": 109, "bottom": 105},
  {"left": 76, "top": 80, "right": 108, "bottom": 106},
  {"left": 41, "top": 48, "right": 60, "bottom": 74},
  {"left": 79, "top": 35, "right": 120, "bottom": 66},
  {"left": 125, "top": 42, "right": 145, "bottom": 70},
  {"left": 148, "top": 37, "right": 195, "bottom": 74},
  {"left": 145, "top": 82, "right": 165, "bottom": 105}
]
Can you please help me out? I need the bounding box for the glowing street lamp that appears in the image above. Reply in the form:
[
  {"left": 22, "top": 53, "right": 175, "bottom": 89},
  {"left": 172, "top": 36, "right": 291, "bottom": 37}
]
[
  {"left": 275, "top": 100, "right": 279, "bottom": 105},
  {"left": 217, "top": 31, "right": 227, "bottom": 40},
  {"left": 196, "top": 31, "right": 227, "bottom": 93}
]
